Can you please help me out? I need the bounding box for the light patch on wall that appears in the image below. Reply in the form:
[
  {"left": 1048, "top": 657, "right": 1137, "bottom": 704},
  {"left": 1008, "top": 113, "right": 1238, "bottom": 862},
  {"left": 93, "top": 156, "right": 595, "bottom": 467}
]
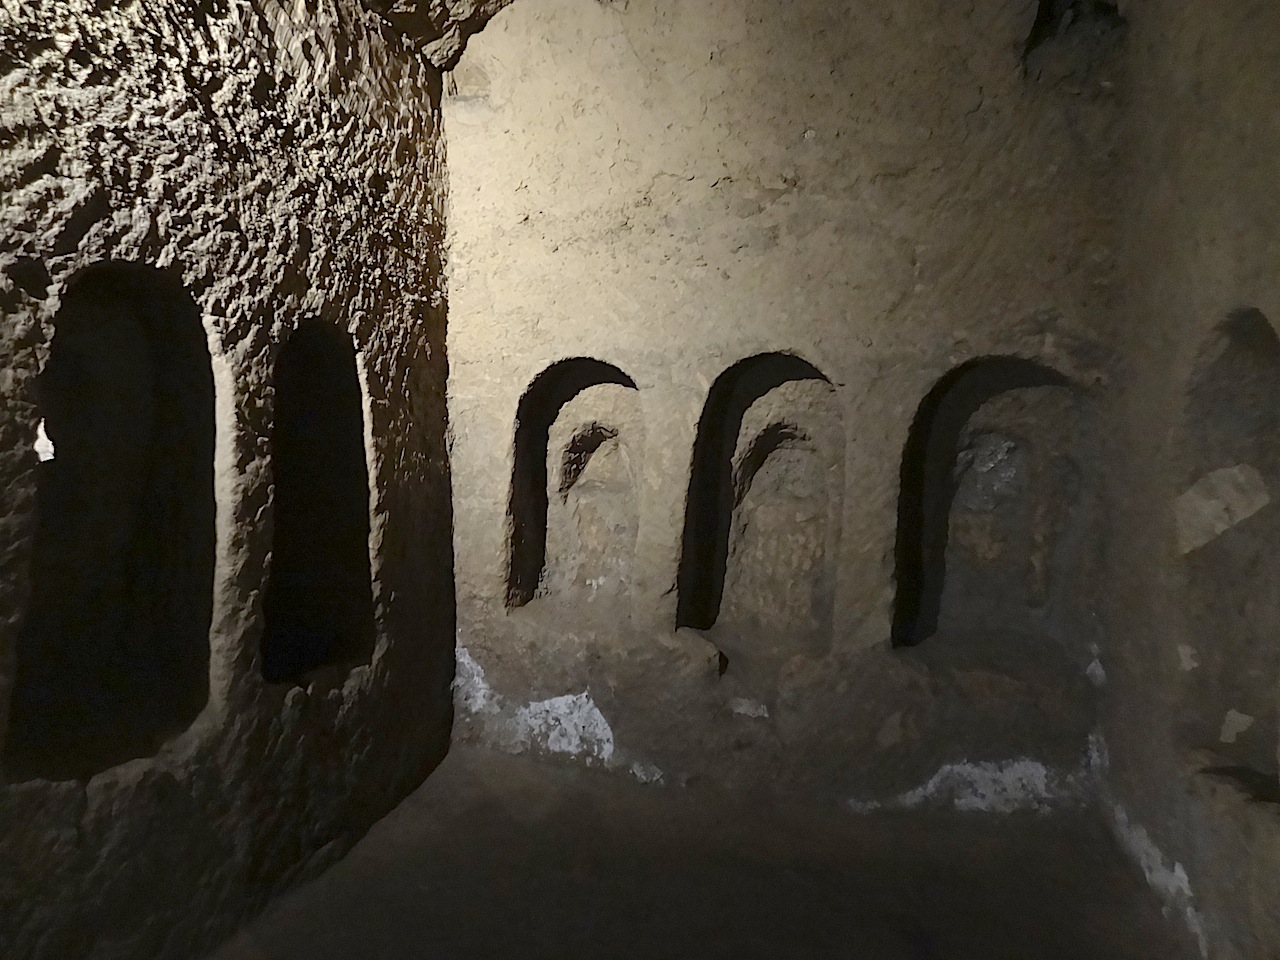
[
  {"left": 33, "top": 419, "right": 54, "bottom": 462},
  {"left": 847, "top": 757, "right": 1087, "bottom": 814},
  {"left": 1177, "top": 644, "right": 1201, "bottom": 671},
  {"left": 513, "top": 692, "right": 615, "bottom": 762},
  {"left": 455, "top": 643, "right": 622, "bottom": 766},
  {"left": 630, "top": 760, "right": 664, "bottom": 784},
  {"left": 729, "top": 697, "right": 769, "bottom": 719},
  {"left": 1108, "top": 803, "right": 1210, "bottom": 958},
  {"left": 1218, "top": 709, "right": 1255, "bottom": 744},
  {"left": 454, "top": 645, "right": 501, "bottom": 714},
  {"left": 1174, "top": 464, "right": 1270, "bottom": 554}
]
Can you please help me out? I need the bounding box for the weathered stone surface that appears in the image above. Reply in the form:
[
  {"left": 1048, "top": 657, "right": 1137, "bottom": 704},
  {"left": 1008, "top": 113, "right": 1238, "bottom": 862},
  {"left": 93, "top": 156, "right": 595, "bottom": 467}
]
[
  {"left": 1174, "top": 464, "right": 1270, "bottom": 555},
  {"left": 444, "top": 0, "right": 1116, "bottom": 807},
  {"left": 1099, "top": 1, "right": 1280, "bottom": 957},
  {"left": 362, "top": 0, "right": 516, "bottom": 68},
  {"left": 0, "top": 2, "right": 455, "bottom": 958}
]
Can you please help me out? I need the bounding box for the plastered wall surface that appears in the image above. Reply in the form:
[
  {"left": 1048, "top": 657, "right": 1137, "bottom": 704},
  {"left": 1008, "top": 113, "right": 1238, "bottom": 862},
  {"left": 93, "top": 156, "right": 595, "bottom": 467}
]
[
  {"left": 445, "top": 0, "right": 1122, "bottom": 801},
  {"left": 0, "top": 2, "right": 462, "bottom": 956},
  {"left": 1101, "top": 2, "right": 1280, "bottom": 956}
]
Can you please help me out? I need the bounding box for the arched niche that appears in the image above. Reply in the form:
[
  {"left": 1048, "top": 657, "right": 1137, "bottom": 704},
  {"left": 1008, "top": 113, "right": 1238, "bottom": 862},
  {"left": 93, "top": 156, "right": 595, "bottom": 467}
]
[
  {"left": 262, "top": 321, "right": 376, "bottom": 684},
  {"left": 541, "top": 384, "right": 644, "bottom": 605},
  {"left": 716, "top": 379, "right": 843, "bottom": 665},
  {"left": 507, "top": 358, "right": 638, "bottom": 608},
  {"left": 4, "top": 262, "right": 215, "bottom": 782},
  {"left": 676, "top": 353, "right": 832, "bottom": 632},
  {"left": 891, "top": 356, "right": 1093, "bottom": 648},
  {"left": 1177, "top": 309, "right": 1280, "bottom": 785}
]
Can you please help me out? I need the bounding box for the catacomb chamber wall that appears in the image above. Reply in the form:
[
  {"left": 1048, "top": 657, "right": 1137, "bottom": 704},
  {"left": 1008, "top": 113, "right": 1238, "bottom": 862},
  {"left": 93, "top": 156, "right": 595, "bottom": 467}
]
[
  {"left": 0, "top": 3, "right": 460, "bottom": 958},
  {"left": 445, "top": 0, "right": 1121, "bottom": 796},
  {"left": 1101, "top": 3, "right": 1280, "bottom": 957}
]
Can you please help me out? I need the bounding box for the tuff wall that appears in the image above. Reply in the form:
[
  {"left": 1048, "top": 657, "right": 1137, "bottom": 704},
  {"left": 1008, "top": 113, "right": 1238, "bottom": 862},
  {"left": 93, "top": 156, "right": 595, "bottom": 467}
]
[
  {"left": 445, "top": 0, "right": 1124, "bottom": 802},
  {"left": 1100, "top": 1, "right": 1280, "bottom": 956},
  {"left": 0, "top": 3, "right": 456, "bottom": 957}
]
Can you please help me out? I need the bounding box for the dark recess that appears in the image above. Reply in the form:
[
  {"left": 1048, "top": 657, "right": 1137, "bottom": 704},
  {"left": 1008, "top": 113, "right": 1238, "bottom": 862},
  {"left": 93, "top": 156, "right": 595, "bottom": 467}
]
[
  {"left": 4, "top": 261, "right": 215, "bottom": 781},
  {"left": 891, "top": 356, "right": 1070, "bottom": 648},
  {"left": 1023, "top": 0, "right": 1126, "bottom": 63},
  {"left": 560, "top": 422, "right": 619, "bottom": 498},
  {"left": 676, "top": 353, "right": 828, "bottom": 631},
  {"left": 507, "top": 358, "right": 637, "bottom": 608},
  {"left": 262, "top": 321, "right": 376, "bottom": 683}
]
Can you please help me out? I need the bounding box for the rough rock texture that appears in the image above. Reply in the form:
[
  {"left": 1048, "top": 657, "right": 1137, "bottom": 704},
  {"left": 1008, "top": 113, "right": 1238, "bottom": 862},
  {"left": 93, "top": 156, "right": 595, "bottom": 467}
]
[
  {"left": 0, "top": 2, "right": 454, "bottom": 958},
  {"left": 1100, "top": 2, "right": 1280, "bottom": 957},
  {"left": 362, "top": 0, "right": 517, "bottom": 69},
  {"left": 444, "top": 0, "right": 1120, "bottom": 802}
]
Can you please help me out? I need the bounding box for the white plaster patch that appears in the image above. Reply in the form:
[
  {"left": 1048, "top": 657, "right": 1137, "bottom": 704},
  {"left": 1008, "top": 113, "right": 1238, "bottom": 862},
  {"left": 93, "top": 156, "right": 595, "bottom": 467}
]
[
  {"left": 1086, "top": 657, "right": 1107, "bottom": 687},
  {"left": 629, "top": 760, "right": 664, "bottom": 784},
  {"left": 453, "top": 645, "right": 500, "bottom": 715},
  {"left": 848, "top": 757, "right": 1086, "bottom": 814},
  {"left": 1219, "top": 709, "right": 1255, "bottom": 744},
  {"left": 1087, "top": 731, "right": 1110, "bottom": 777},
  {"left": 1109, "top": 803, "right": 1209, "bottom": 957},
  {"left": 33, "top": 419, "right": 54, "bottom": 462},
  {"left": 1174, "top": 464, "right": 1270, "bottom": 554},
  {"left": 729, "top": 697, "right": 769, "bottom": 719},
  {"left": 513, "top": 692, "right": 615, "bottom": 762},
  {"left": 1177, "top": 644, "right": 1201, "bottom": 671}
]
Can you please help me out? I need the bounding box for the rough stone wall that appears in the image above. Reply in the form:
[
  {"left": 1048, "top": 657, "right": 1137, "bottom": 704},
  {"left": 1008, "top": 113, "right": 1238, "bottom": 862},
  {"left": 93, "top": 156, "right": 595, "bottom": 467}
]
[
  {"left": 0, "top": 3, "right": 455, "bottom": 957},
  {"left": 1101, "top": 1, "right": 1280, "bottom": 957},
  {"left": 446, "top": 0, "right": 1122, "bottom": 802}
]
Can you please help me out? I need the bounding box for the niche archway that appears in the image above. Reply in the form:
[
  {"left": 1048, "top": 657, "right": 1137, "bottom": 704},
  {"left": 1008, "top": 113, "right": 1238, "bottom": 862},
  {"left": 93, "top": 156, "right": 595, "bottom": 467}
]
[
  {"left": 4, "top": 262, "right": 215, "bottom": 782},
  {"left": 507, "top": 358, "right": 638, "bottom": 608},
  {"left": 716, "top": 381, "right": 843, "bottom": 665},
  {"left": 1178, "top": 309, "right": 1280, "bottom": 786},
  {"left": 676, "top": 353, "right": 831, "bottom": 631},
  {"left": 262, "top": 321, "right": 376, "bottom": 684},
  {"left": 890, "top": 356, "right": 1083, "bottom": 648},
  {"left": 541, "top": 385, "right": 644, "bottom": 604}
]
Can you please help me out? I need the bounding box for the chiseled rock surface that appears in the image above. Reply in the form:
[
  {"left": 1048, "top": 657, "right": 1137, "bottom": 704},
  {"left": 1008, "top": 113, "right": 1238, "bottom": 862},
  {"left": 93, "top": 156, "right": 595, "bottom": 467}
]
[
  {"left": 362, "top": 0, "right": 517, "bottom": 68},
  {"left": 0, "top": 3, "right": 455, "bottom": 958}
]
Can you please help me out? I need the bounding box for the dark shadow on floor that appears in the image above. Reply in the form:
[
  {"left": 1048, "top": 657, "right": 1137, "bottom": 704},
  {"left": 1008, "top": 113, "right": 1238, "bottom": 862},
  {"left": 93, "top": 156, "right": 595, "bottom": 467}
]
[{"left": 211, "top": 745, "right": 1195, "bottom": 960}]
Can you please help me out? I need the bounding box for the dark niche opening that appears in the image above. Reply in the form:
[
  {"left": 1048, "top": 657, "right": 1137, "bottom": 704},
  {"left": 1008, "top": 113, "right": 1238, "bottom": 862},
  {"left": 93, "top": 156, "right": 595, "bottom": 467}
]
[
  {"left": 507, "top": 358, "right": 637, "bottom": 608},
  {"left": 262, "top": 321, "right": 376, "bottom": 684},
  {"left": 4, "top": 262, "right": 215, "bottom": 782},
  {"left": 676, "top": 353, "right": 829, "bottom": 631},
  {"left": 891, "top": 356, "right": 1072, "bottom": 648},
  {"left": 1180, "top": 309, "right": 1280, "bottom": 782}
]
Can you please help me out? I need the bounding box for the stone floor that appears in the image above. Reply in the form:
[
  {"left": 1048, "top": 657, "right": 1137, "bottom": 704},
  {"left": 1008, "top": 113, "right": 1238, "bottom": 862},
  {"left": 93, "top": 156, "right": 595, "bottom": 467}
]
[{"left": 210, "top": 745, "right": 1195, "bottom": 960}]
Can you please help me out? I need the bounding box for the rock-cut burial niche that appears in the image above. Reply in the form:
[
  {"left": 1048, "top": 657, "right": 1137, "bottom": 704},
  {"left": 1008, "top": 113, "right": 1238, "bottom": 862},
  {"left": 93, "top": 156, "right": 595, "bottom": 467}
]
[
  {"left": 891, "top": 357, "right": 1095, "bottom": 649},
  {"left": 4, "top": 262, "right": 215, "bottom": 782},
  {"left": 676, "top": 354, "right": 836, "bottom": 655},
  {"left": 542, "top": 385, "right": 644, "bottom": 605},
  {"left": 1177, "top": 309, "right": 1280, "bottom": 793},
  {"left": 715, "top": 380, "right": 843, "bottom": 673},
  {"left": 262, "top": 321, "right": 376, "bottom": 684},
  {"left": 507, "top": 358, "right": 638, "bottom": 608}
]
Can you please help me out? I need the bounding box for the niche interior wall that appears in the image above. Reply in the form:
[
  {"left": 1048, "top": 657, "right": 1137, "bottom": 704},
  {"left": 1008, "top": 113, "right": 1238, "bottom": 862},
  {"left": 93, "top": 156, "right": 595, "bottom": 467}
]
[
  {"left": 0, "top": 2, "right": 477, "bottom": 957},
  {"left": 445, "top": 0, "right": 1123, "bottom": 799}
]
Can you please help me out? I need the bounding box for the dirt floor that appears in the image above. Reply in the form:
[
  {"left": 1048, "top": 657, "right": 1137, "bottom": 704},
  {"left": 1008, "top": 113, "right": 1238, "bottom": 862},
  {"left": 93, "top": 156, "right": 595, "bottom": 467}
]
[{"left": 209, "top": 745, "right": 1196, "bottom": 960}]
